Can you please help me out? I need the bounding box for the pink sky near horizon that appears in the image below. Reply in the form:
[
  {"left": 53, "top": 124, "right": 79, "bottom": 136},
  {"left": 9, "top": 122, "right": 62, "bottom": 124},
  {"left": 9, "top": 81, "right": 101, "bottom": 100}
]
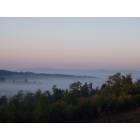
[{"left": 0, "top": 18, "right": 140, "bottom": 70}]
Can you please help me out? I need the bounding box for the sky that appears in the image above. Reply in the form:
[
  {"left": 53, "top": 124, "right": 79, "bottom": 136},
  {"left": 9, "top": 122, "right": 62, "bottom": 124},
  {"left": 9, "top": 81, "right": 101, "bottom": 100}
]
[{"left": 0, "top": 17, "right": 140, "bottom": 71}]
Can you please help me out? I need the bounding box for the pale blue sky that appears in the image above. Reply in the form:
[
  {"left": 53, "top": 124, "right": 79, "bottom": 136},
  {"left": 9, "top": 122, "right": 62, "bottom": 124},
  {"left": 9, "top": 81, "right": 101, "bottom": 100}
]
[{"left": 0, "top": 18, "right": 140, "bottom": 70}]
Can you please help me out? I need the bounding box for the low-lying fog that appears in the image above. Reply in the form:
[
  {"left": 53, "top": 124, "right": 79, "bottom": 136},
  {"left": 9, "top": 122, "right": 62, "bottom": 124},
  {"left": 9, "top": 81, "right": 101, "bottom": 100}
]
[{"left": 0, "top": 70, "right": 140, "bottom": 96}]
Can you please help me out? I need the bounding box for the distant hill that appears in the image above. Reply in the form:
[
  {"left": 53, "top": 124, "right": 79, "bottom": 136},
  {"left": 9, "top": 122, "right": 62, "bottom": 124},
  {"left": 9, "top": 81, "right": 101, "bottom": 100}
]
[{"left": 0, "top": 70, "right": 95, "bottom": 78}]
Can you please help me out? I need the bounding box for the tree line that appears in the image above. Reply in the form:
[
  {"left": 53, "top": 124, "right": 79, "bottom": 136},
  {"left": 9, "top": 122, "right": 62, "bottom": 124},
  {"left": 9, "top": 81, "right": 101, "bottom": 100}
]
[{"left": 0, "top": 73, "right": 140, "bottom": 122}]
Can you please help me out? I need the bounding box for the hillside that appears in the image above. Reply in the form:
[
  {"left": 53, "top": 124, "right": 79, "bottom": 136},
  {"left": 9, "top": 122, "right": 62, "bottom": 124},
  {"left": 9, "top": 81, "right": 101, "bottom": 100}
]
[
  {"left": 0, "top": 70, "right": 94, "bottom": 78},
  {"left": 94, "top": 107, "right": 140, "bottom": 123},
  {"left": 0, "top": 73, "right": 139, "bottom": 122}
]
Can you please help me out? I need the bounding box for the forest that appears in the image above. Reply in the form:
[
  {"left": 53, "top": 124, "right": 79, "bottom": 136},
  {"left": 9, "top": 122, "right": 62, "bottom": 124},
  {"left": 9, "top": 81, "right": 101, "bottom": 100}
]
[{"left": 0, "top": 73, "right": 140, "bottom": 122}]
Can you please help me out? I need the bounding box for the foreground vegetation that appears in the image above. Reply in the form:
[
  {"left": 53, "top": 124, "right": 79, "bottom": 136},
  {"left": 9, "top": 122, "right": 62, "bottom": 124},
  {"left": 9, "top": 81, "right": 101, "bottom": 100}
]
[{"left": 0, "top": 73, "right": 140, "bottom": 122}]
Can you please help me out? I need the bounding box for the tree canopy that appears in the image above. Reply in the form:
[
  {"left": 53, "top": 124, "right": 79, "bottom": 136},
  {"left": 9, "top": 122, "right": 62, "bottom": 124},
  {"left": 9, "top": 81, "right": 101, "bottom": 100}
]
[{"left": 0, "top": 73, "right": 140, "bottom": 122}]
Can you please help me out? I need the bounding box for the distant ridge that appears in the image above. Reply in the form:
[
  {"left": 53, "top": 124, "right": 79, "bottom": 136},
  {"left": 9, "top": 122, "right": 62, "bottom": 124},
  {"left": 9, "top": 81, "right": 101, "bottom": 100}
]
[{"left": 0, "top": 70, "right": 95, "bottom": 78}]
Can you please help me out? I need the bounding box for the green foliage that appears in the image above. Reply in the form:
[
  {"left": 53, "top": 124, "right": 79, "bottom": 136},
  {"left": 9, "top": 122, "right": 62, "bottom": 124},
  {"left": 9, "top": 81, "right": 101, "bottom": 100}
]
[
  {"left": 0, "top": 73, "right": 139, "bottom": 122},
  {"left": 33, "top": 94, "right": 49, "bottom": 122}
]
